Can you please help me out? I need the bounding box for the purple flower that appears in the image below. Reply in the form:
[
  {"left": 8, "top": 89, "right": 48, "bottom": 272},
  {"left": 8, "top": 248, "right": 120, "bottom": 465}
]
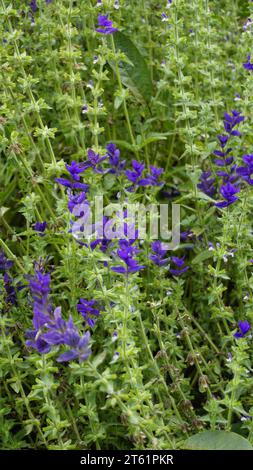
[
  {"left": 0, "top": 251, "right": 13, "bottom": 271},
  {"left": 34, "top": 221, "right": 47, "bottom": 234},
  {"left": 55, "top": 177, "right": 89, "bottom": 191},
  {"left": 26, "top": 330, "right": 51, "bottom": 354},
  {"left": 3, "top": 272, "right": 17, "bottom": 305},
  {"left": 29, "top": 1, "right": 37, "bottom": 13},
  {"left": 161, "top": 12, "right": 169, "bottom": 22},
  {"left": 112, "top": 239, "right": 145, "bottom": 275},
  {"left": 223, "top": 110, "right": 244, "bottom": 136},
  {"left": 76, "top": 298, "right": 100, "bottom": 328},
  {"left": 243, "top": 55, "right": 253, "bottom": 71},
  {"left": 197, "top": 171, "right": 216, "bottom": 197},
  {"left": 27, "top": 268, "right": 52, "bottom": 331},
  {"left": 236, "top": 154, "right": 253, "bottom": 185},
  {"left": 234, "top": 320, "right": 251, "bottom": 339},
  {"left": 125, "top": 160, "right": 145, "bottom": 185},
  {"left": 217, "top": 135, "right": 229, "bottom": 148},
  {"left": 96, "top": 15, "right": 118, "bottom": 35},
  {"left": 26, "top": 270, "right": 92, "bottom": 362},
  {"left": 55, "top": 160, "right": 90, "bottom": 191},
  {"left": 216, "top": 164, "right": 238, "bottom": 184},
  {"left": 0, "top": 251, "right": 17, "bottom": 305},
  {"left": 106, "top": 143, "right": 125, "bottom": 174},
  {"left": 149, "top": 240, "right": 169, "bottom": 266},
  {"left": 213, "top": 148, "right": 233, "bottom": 167},
  {"left": 66, "top": 161, "right": 87, "bottom": 181},
  {"left": 67, "top": 191, "right": 87, "bottom": 214},
  {"left": 215, "top": 182, "right": 240, "bottom": 208},
  {"left": 57, "top": 331, "right": 91, "bottom": 363},
  {"left": 138, "top": 165, "right": 164, "bottom": 187},
  {"left": 83, "top": 149, "right": 107, "bottom": 173},
  {"left": 90, "top": 216, "right": 112, "bottom": 253},
  {"left": 170, "top": 256, "right": 189, "bottom": 276}
]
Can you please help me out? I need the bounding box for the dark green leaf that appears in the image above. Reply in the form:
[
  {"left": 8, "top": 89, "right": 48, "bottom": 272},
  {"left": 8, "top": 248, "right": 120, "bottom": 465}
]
[
  {"left": 112, "top": 32, "right": 153, "bottom": 103},
  {"left": 184, "top": 431, "right": 253, "bottom": 450}
]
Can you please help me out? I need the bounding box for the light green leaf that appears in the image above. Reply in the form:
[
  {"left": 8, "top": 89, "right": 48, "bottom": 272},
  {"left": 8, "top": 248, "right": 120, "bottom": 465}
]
[{"left": 184, "top": 431, "right": 253, "bottom": 450}]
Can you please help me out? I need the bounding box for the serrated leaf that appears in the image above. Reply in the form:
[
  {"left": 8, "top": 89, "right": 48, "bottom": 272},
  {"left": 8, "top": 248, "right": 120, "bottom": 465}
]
[
  {"left": 184, "top": 431, "right": 253, "bottom": 450},
  {"left": 112, "top": 32, "right": 153, "bottom": 103}
]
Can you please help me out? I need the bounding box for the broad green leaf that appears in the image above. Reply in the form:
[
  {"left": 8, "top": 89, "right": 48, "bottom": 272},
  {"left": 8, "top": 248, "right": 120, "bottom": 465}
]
[
  {"left": 184, "top": 431, "right": 253, "bottom": 450},
  {"left": 192, "top": 250, "right": 213, "bottom": 265},
  {"left": 112, "top": 31, "right": 153, "bottom": 103},
  {"left": 138, "top": 132, "right": 170, "bottom": 148}
]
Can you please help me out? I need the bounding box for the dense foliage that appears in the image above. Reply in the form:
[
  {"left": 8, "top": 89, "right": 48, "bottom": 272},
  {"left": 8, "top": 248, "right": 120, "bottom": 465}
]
[{"left": 1, "top": 0, "right": 253, "bottom": 450}]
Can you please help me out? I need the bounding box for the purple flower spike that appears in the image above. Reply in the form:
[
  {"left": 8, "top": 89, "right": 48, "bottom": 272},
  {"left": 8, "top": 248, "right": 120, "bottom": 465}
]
[
  {"left": 139, "top": 165, "right": 164, "bottom": 187},
  {"left": 29, "top": 1, "right": 38, "bottom": 13},
  {"left": 149, "top": 240, "right": 169, "bottom": 266},
  {"left": 66, "top": 161, "right": 87, "bottom": 181},
  {"left": 223, "top": 110, "right": 244, "bottom": 136},
  {"left": 0, "top": 251, "right": 13, "bottom": 271},
  {"left": 234, "top": 320, "right": 251, "bottom": 339},
  {"left": 0, "top": 251, "right": 17, "bottom": 305},
  {"left": 26, "top": 268, "right": 92, "bottom": 363},
  {"left": 125, "top": 160, "right": 145, "bottom": 185},
  {"left": 96, "top": 15, "right": 118, "bottom": 35},
  {"left": 243, "top": 55, "right": 253, "bottom": 71},
  {"left": 106, "top": 143, "right": 125, "bottom": 174},
  {"left": 34, "top": 221, "right": 47, "bottom": 235},
  {"left": 112, "top": 239, "right": 145, "bottom": 275},
  {"left": 236, "top": 154, "right": 253, "bottom": 185},
  {"left": 57, "top": 331, "right": 91, "bottom": 363},
  {"left": 215, "top": 182, "right": 240, "bottom": 208},
  {"left": 197, "top": 171, "right": 216, "bottom": 197},
  {"left": 77, "top": 298, "right": 100, "bottom": 328},
  {"left": 83, "top": 149, "right": 107, "bottom": 173},
  {"left": 170, "top": 256, "right": 189, "bottom": 276}
]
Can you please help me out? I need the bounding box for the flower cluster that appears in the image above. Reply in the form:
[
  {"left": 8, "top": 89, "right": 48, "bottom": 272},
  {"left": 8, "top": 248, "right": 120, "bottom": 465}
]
[
  {"left": 34, "top": 221, "right": 47, "bottom": 235},
  {"left": 0, "top": 251, "right": 17, "bottom": 305},
  {"left": 197, "top": 171, "right": 216, "bottom": 197},
  {"left": 243, "top": 55, "right": 253, "bottom": 71},
  {"left": 26, "top": 267, "right": 91, "bottom": 362},
  {"left": 106, "top": 143, "right": 126, "bottom": 175},
  {"left": 149, "top": 240, "right": 169, "bottom": 266},
  {"left": 96, "top": 15, "right": 118, "bottom": 35},
  {"left": 125, "top": 160, "right": 164, "bottom": 191},
  {"left": 76, "top": 298, "right": 101, "bottom": 328},
  {"left": 236, "top": 154, "right": 253, "bottom": 185},
  {"left": 198, "top": 110, "right": 244, "bottom": 208},
  {"left": 112, "top": 239, "right": 145, "bottom": 275},
  {"left": 234, "top": 320, "right": 251, "bottom": 339},
  {"left": 169, "top": 256, "right": 189, "bottom": 276}
]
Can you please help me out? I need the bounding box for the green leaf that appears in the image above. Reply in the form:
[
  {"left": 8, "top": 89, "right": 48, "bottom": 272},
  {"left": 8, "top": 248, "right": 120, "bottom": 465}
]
[
  {"left": 92, "top": 351, "right": 107, "bottom": 368},
  {"left": 138, "top": 132, "right": 170, "bottom": 148},
  {"left": 10, "top": 381, "right": 20, "bottom": 394},
  {"left": 184, "top": 431, "right": 253, "bottom": 450},
  {"left": 103, "top": 173, "right": 116, "bottom": 190},
  {"left": 192, "top": 250, "right": 213, "bottom": 265},
  {"left": 112, "top": 32, "right": 153, "bottom": 103}
]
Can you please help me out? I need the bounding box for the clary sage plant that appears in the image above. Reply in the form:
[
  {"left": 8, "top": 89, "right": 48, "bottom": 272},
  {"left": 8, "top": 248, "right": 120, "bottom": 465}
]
[{"left": 1, "top": 0, "right": 253, "bottom": 450}]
